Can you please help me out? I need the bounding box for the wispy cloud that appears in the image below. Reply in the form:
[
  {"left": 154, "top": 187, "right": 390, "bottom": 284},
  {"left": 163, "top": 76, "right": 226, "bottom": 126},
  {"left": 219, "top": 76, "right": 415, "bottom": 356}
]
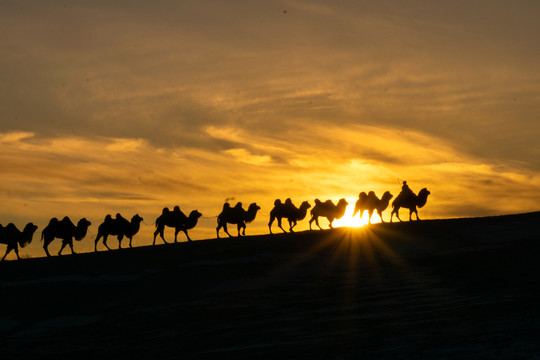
[{"left": 1, "top": 1, "right": 540, "bottom": 258}]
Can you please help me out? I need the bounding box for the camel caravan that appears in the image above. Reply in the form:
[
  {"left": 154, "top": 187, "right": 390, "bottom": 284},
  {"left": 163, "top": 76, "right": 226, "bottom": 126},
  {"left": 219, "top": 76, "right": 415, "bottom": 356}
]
[{"left": 0, "top": 182, "right": 430, "bottom": 260}]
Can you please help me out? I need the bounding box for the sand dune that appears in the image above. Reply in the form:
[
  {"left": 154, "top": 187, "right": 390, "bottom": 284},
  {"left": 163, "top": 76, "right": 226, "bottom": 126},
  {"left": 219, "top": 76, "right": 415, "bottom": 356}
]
[{"left": 1, "top": 213, "right": 540, "bottom": 359}]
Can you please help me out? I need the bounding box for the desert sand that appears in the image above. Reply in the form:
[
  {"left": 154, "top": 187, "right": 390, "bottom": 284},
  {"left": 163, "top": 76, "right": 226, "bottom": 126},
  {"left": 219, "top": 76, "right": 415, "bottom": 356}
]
[{"left": 1, "top": 212, "right": 540, "bottom": 359}]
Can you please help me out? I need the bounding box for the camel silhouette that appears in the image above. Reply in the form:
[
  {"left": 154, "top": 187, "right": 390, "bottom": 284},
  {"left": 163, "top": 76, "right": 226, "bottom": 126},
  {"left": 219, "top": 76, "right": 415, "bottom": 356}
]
[
  {"left": 353, "top": 191, "right": 393, "bottom": 223},
  {"left": 390, "top": 188, "right": 431, "bottom": 222},
  {"left": 0, "top": 222, "right": 38, "bottom": 261},
  {"left": 94, "top": 214, "right": 144, "bottom": 251},
  {"left": 41, "top": 217, "right": 91, "bottom": 257},
  {"left": 216, "top": 202, "right": 261, "bottom": 238},
  {"left": 153, "top": 207, "right": 202, "bottom": 244},
  {"left": 309, "top": 198, "right": 348, "bottom": 230},
  {"left": 268, "top": 198, "right": 311, "bottom": 234}
]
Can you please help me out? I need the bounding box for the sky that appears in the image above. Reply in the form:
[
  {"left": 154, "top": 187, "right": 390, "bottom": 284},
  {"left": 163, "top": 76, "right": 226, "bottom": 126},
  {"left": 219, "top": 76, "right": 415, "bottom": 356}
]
[{"left": 1, "top": 0, "right": 540, "bottom": 257}]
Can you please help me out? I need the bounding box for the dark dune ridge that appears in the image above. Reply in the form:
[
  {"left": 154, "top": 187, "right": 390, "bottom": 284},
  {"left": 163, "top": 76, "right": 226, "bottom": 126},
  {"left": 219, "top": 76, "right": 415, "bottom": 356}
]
[{"left": 1, "top": 212, "right": 540, "bottom": 359}]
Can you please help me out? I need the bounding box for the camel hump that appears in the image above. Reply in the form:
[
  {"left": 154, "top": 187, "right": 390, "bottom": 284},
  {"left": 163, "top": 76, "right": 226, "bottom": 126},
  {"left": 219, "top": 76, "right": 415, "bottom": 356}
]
[
  {"left": 162, "top": 207, "right": 170, "bottom": 215},
  {"left": 314, "top": 199, "right": 322, "bottom": 205},
  {"left": 48, "top": 217, "right": 60, "bottom": 226},
  {"left": 222, "top": 202, "right": 232, "bottom": 213},
  {"left": 61, "top": 216, "right": 74, "bottom": 226},
  {"left": 274, "top": 199, "right": 282, "bottom": 206},
  {"left": 323, "top": 200, "right": 334, "bottom": 206},
  {"left": 115, "top": 213, "right": 129, "bottom": 225},
  {"left": 5, "top": 223, "right": 17, "bottom": 231}
]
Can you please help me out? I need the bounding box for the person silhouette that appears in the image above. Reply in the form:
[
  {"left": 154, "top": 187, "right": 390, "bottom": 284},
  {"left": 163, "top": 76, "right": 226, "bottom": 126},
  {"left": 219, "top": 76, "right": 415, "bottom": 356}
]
[{"left": 401, "top": 181, "right": 414, "bottom": 201}]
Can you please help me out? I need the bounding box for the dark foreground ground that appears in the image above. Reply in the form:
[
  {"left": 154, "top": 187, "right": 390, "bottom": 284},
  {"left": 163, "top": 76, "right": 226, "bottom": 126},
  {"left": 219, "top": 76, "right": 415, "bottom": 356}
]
[{"left": 1, "top": 213, "right": 540, "bottom": 359}]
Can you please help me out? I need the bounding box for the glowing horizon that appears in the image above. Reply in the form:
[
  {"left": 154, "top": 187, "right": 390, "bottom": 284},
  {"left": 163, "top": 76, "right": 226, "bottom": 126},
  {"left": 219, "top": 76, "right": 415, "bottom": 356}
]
[{"left": 2, "top": 1, "right": 540, "bottom": 259}]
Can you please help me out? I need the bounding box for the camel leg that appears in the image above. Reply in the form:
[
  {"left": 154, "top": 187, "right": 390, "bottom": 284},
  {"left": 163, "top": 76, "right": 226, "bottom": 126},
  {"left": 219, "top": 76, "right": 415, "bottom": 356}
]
[
  {"left": 58, "top": 240, "right": 67, "bottom": 256},
  {"left": 2, "top": 245, "right": 14, "bottom": 261},
  {"left": 174, "top": 228, "right": 180, "bottom": 243},
  {"left": 309, "top": 216, "right": 315, "bottom": 230},
  {"left": 94, "top": 234, "right": 101, "bottom": 252},
  {"left": 289, "top": 219, "right": 296, "bottom": 232},
  {"left": 117, "top": 234, "right": 124, "bottom": 249},
  {"left": 67, "top": 240, "right": 76, "bottom": 255},
  {"left": 182, "top": 229, "right": 192, "bottom": 242},
  {"left": 153, "top": 226, "right": 168, "bottom": 245},
  {"left": 44, "top": 240, "right": 52, "bottom": 257},
  {"left": 129, "top": 236, "right": 133, "bottom": 248},
  {"left": 368, "top": 211, "right": 374, "bottom": 224},
  {"left": 391, "top": 208, "right": 402, "bottom": 222},
  {"left": 223, "top": 224, "right": 232, "bottom": 238},
  {"left": 103, "top": 234, "right": 111, "bottom": 251},
  {"left": 277, "top": 217, "right": 287, "bottom": 233},
  {"left": 409, "top": 209, "right": 418, "bottom": 221},
  {"left": 328, "top": 217, "right": 334, "bottom": 229},
  {"left": 236, "top": 224, "right": 242, "bottom": 237},
  {"left": 216, "top": 224, "right": 222, "bottom": 239},
  {"left": 159, "top": 230, "right": 168, "bottom": 244},
  {"left": 241, "top": 224, "right": 246, "bottom": 236},
  {"left": 153, "top": 229, "right": 159, "bottom": 245},
  {"left": 268, "top": 216, "right": 275, "bottom": 234},
  {"left": 315, "top": 217, "right": 323, "bottom": 230},
  {"left": 378, "top": 210, "right": 385, "bottom": 223}
]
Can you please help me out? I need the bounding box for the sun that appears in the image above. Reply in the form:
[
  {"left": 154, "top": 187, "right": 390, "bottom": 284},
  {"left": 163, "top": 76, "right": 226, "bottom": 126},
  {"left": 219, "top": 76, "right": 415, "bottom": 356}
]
[{"left": 332, "top": 201, "right": 381, "bottom": 228}]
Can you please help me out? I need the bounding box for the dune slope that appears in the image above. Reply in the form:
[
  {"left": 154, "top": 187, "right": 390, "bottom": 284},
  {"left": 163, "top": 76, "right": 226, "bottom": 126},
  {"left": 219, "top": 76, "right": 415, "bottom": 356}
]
[{"left": 1, "top": 213, "right": 540, "bottom": 359}]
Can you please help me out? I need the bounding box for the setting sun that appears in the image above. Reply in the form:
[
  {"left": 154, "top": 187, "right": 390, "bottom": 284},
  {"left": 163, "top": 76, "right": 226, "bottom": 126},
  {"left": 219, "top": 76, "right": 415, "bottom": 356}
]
[{"left": 333, "top": 201, "right": 382, "bottom": 228}]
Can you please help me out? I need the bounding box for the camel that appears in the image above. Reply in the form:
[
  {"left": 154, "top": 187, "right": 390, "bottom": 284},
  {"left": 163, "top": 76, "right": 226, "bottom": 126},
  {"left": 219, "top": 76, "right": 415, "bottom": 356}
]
[
  {"left": 94, "top": 214, "right": 144, "bottom": 251},
  {"left": 217, "top": 202, "right": 261, "bottom": 238},
  {"left": 268, "top": 198, "right": 311, "bottom": 234},
  {"left": 390, "top": 188, "right": 431, "bottom": 222},
  {"left": 354, "top": 191, "right": 393, "bottom": 223},
  {"left": 153, "top": 208, "right": 202, "bottom": 244},
  {"left": 0, "top": 222, "right": 38, "bottom": 261},
  {"left": 309, "top": 198, "right": 348, "bottom": 230},
  {"left": 41, "top": 217, "right": 92, "bottom": 257}
]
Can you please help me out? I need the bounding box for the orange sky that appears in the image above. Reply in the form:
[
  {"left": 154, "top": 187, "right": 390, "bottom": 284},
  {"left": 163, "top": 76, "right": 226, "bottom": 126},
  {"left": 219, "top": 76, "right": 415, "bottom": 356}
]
[{"left": 1, "top": 1, "right": 540, "bottom": 258}]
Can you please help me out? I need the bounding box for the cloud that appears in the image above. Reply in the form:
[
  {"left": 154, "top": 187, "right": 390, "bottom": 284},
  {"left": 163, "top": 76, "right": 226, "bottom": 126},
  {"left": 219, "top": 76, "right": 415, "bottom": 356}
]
[{"left": 1, "top": 1, "right": 540, "bottom": 258}]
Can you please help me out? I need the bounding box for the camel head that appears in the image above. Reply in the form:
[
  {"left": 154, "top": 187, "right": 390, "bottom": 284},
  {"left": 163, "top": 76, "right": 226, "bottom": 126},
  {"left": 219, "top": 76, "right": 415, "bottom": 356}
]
[
  {"left": 248, "top": 203, "right": 261, "bottom": 213},
  {"left": 78, "top": 218, "right": 91, "bottom": 228},
  {"left": 131, "top": 214, "right": 144, "bottom": 224},
  {"left": 189, "top": 210, "right": 203, "bottom": 220},
  {"left": 382, "top": 191, "right": 393, "bottom": 201},
  {"left": 74, "top": 218, "right": 92, "bottom": 241},
  {"left": 20, "top": 222, "right": 38, "bottom": 248},
  {"left": 419, "top": 188, "right": 431, "bottom": 196},
  {"left": 299, "top": 201, "right": 311, "bottom": 211},
  {"left": 417, "top": 188, "right": 431, "bottom": 208},
  {"left": 337, "top": 198, "right": 349, "bottom": 208}
]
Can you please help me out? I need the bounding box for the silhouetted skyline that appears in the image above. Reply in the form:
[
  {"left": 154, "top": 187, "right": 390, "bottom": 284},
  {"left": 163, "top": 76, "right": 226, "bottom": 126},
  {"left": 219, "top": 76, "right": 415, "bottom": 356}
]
[{"left": 1, "top": 1, "right": 540, "bottom": 257}]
